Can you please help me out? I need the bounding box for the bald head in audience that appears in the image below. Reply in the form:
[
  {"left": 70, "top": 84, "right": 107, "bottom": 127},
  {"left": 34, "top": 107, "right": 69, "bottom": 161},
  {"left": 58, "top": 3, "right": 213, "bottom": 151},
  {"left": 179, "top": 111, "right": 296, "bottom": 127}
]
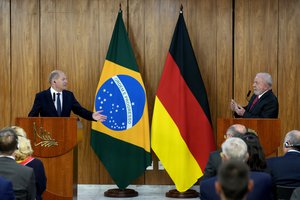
[
  {"left": 283, "top": 130, "right": 300, "bottom": 153},
  {"left": 225, "top": 124, "right": 247, "bottom": 139}
]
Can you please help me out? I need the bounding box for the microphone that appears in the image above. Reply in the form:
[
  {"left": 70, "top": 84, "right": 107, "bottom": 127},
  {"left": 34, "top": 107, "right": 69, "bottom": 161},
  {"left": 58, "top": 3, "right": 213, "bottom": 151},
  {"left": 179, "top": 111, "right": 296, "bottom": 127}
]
[
  {"left": 53, "top": 93, "right": 56, "bottom": 101},
  {"left": 246, "top": 90, "right": 251, "bottom": 102}
]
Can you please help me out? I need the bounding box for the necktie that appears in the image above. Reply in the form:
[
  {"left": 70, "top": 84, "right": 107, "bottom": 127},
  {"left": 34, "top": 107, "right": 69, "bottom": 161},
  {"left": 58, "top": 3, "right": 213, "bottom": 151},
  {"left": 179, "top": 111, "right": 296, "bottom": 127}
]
[
  {"left": 250, "top": 96, "right": 259, "bottom": 110},
  {"left": 56, "top": 93, "right": 62, "bottom": 116}
]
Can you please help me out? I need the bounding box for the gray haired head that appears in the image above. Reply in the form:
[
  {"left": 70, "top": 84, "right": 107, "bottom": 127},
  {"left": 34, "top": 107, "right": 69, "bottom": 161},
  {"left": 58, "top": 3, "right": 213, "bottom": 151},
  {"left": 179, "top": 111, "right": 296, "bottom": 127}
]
[{"left": 256, "top": 72, "right": 272, "bottom": 88}]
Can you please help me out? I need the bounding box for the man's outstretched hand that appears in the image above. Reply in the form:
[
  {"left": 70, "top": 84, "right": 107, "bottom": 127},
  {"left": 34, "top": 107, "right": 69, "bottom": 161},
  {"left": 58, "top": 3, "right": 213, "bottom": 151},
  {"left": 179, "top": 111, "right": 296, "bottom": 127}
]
[{"left": 92, "top": 110, "right": 107, "bottom": 122}]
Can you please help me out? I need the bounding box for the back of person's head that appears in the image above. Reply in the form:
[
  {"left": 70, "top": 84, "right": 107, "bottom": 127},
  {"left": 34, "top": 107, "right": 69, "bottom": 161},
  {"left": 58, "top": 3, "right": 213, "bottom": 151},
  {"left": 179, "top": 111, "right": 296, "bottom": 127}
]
[
  {"left": 240, "top": 132, "right": 266, "bottom": 171},
  {"left": 215, "top": 160, "right": 252, "bottom": 200},
  {"left": 225, "top": 124, "right": 247, "bottom": 138},
  {"left": 0, "top": 128, "right": 18, "bottom": 155},
  {"left": 15, "top": 137, "right": 33, "bottom": 161},
  {"left": 11, "top": 125, "right": 27, "bottom": 137},
  {"left": 284, "top": 130, "right": 300, "bottom": 152},
  {"left": 221, "top": 138, "right": 248, "bottom": 162}
]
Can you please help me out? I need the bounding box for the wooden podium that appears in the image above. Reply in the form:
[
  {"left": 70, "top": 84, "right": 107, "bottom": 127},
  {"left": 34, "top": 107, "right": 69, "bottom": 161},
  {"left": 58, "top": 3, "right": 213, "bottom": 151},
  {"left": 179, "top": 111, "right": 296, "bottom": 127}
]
[
  {"left": 217, "top": 118, "right": 281, "bottom": 156},
  {"left": 16, "top": 117, "right": 78, "bottom": 200}
]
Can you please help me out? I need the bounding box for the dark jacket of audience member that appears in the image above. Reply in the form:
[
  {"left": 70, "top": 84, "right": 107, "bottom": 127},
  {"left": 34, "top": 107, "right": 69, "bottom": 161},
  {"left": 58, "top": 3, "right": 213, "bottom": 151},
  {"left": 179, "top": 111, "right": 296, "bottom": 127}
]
[
  {"left": 0, "top": 176, "right": 15, "bottom": 200},
  {"left": 267, "top": 130, "right": 300, "bottom": 187}
]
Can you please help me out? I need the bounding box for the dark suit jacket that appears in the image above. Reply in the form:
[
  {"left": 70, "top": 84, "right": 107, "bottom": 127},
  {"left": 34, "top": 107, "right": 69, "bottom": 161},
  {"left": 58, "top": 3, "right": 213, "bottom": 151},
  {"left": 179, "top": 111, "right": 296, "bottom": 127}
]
[
  {"left": 28, "top": 88, "right": 93, "bottom": 120},
  {"left": 200, "top": 171, "right": 273, "bottom": 200},
  {"left": 237, "top": 89, "right": 278, "bottom": 118},
  {"left": 267, "top": 151, "right": 300, "bottom": 187},
  {"left": 0, "top": 176, "right": 15, "bottom": 200},
  {"left": 0, "top": 157, "right": 36, "bottom": 200},
  {"left": 24, "top": 158, "right": 47, "bottom": 200},
  {"left": 202, "top": 150, "right": 222, "bottom": 180}
]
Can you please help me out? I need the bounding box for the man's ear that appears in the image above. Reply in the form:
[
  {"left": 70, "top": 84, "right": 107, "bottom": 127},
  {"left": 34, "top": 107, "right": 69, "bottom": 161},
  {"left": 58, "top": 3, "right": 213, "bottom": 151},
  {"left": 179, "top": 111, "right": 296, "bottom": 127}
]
[
  {"left": 215, "top": 181, "right": 222, "bottom": 195},
  {"left": 248, "top": 179, "right": 254, "bottom": 192}
]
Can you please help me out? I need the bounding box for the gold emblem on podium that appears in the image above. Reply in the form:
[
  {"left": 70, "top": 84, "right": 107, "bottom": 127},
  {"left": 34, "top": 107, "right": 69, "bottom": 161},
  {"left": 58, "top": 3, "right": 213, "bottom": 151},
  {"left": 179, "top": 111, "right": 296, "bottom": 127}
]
[{"left": 33, "top": 122, "right": 58, "bottom": 147}]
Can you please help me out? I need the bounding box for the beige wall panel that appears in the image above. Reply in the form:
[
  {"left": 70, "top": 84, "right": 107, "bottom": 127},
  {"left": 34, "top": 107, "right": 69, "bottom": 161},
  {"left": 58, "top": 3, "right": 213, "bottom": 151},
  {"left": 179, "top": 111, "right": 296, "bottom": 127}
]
[
  {"left": 0, "top": 0, "right": 11, "bottom": 127},
  {"left": 11, "top": 0, "right": 40, "bottom": 121},
  {"left": 216, "top": 0, "right": 232, "bottom": 120},
  {"left": 40, "top": 0, "right": 57, "bottom": 89},
  {"left": 70, "top": 0, "right": 101, "bottom": 184},
  {"left": 278, "top": 0, "right": 300, "bottom": 139},
  {"left": 234, "top": 0, "right": 278, "bottom": 106}
]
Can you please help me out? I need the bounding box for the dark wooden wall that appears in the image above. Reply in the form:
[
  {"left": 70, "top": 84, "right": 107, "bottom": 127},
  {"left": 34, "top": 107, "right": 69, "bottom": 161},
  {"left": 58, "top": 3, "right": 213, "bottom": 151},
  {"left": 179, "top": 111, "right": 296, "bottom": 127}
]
[{"left": 0, "top": 0, "right": 299, "bottom": 184}]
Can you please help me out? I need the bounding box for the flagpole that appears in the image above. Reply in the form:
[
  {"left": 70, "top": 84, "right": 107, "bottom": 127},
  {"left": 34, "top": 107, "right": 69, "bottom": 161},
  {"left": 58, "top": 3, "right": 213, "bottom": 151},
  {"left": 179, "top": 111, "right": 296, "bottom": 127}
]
[
  {"left": 163, "top": 4, "right": 200, "bottom": 199},
  {"left": 96, "top": 3, "right": 148, "bottom": 198}
]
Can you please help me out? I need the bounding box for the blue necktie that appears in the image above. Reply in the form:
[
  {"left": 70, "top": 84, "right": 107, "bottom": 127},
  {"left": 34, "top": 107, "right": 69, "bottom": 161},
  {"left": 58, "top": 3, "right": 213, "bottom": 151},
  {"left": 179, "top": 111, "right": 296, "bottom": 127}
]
[{"left": 56, "top": 93, "right": 62, "bottom": 116}]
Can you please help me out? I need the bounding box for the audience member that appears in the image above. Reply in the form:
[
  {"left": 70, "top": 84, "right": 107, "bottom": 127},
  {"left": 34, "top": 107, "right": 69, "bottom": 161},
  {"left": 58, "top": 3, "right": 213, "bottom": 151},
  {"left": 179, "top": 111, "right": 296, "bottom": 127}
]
[
  {"left": 241, "top": 132, "right": 267, "bottom": 172},
  {"left": 0, "top": 176, "right": 15, "bottom": 200},
  {"left": 200, "top": 137, "right": 273, "bottom": 200},
  {"left": 267, "top": 130, "right": 300, "bottom": 187},
  {"left": 14, "top": 132, "right": 46, "bottom": 200},
  {"left": 202, "top": 124, "right": 247, "bottom": 180},
  {"left": 0, "top": 128, "right": 36, "bottom": 200},
  {"left": 11, "top": 126, "right": 27, "bottom": 137},
  {"left": 215, "top": 160, "right": 253, "bottom": 200}
]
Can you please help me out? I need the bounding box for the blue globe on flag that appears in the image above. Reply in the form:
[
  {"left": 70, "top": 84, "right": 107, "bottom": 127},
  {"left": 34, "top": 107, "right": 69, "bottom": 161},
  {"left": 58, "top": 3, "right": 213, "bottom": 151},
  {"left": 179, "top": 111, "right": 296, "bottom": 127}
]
[{"left": 95, "top": 75, "right": 146, "bottom": 131}]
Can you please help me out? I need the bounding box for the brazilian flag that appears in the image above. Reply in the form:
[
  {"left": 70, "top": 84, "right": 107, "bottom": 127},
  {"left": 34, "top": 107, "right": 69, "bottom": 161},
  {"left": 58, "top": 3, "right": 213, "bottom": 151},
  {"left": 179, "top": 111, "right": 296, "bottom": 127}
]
[{"left": 91, "top": 10, "right": 151, "bottom": 189}]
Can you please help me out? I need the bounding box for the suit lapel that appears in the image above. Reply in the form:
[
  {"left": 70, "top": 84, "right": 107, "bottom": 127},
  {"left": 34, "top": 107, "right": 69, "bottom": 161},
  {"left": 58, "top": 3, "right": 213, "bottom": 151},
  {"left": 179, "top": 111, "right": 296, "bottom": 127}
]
[{"left": 61, "top": 91, "right": 67, "bottom": 116}]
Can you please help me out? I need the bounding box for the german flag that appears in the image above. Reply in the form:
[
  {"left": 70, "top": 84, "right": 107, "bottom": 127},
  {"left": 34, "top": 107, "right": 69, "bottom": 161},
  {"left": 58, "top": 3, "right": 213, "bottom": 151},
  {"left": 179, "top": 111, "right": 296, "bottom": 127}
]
[
  {"left": 151, "top": 12, "right": 215, "bottom": 192},
  {"left": 91, "top": 10, "right": 151, "bottom": 189}
]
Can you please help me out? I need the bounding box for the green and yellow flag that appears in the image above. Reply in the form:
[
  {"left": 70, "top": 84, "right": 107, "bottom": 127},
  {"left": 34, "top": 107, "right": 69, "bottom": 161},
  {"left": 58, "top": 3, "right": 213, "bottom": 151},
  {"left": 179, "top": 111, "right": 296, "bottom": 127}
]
[{"left": 91, "top": 10, "right": 151, "bottom": 189}]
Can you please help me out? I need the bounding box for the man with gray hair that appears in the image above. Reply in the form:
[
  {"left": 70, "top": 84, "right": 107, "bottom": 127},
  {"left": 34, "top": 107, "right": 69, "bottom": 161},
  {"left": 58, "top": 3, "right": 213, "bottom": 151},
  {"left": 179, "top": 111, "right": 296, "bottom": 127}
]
[
  {"left": 28, "top": 70, "right": 107, "bottom": 122},
  {"left": 230, "top": 72, "right": 278, "bottom": 118},
  {"left": 200, "top": 137, "right": 273, "bottom": 200},
  {"left": 267, "top": 130, "right": 300, "bottom": 187},
  {"left": 202, "top": 124, "right": 247, "bottom": 180}
]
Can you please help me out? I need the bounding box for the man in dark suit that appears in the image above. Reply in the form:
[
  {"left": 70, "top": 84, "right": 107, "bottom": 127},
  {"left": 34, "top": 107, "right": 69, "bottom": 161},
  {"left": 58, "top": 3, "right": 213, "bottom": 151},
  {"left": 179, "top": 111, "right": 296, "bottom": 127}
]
[
  {"left": 267, "top": 130, "right": 300, "bottom": 187},
  {"left": 0, "top": 128, "right": 36, "bottom": 200},
  {"left": 230, "top": 72, "right": 278, "bottom": 118},
  {"left": 28, "top": 70, "right": 107, "bottom": 121},
  {"left": 200, "top": 137, "right": 273, "bottom": 200},
  {"left": 202, "top": 124, "right": 247, "bottom": 180},
  {"left": 0, "top": 176, "right": 15, "bottom": 200},
  {"left": 214, "top": 160, "right": 253, "bottom": 200}
]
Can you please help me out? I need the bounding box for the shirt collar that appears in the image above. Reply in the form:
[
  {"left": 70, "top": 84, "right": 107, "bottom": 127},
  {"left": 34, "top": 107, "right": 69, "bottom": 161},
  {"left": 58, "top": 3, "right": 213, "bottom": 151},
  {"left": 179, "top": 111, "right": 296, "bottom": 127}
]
[
  {"left": 258, "top": 89, "right": 269, "bottom": 99},
  {"left": 0, "top": 155, "right": 15, "bottom": 160},
  {"left": 50, "top": 87, "right": 62, "bottom": 96},
  {"left": 287, "top": 149, "right": 300, "bottom": 154}
]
